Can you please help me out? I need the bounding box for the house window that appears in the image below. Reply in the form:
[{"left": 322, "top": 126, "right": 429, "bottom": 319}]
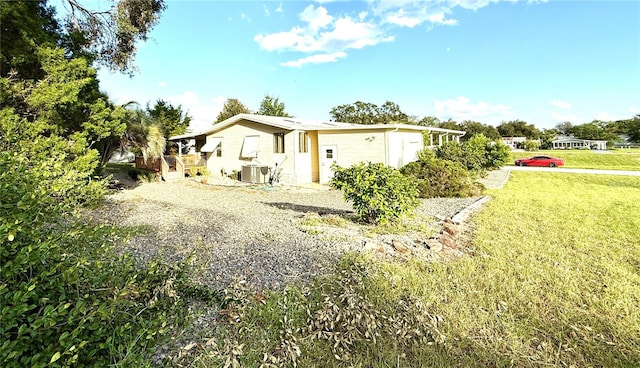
[
  {"left": 326, "top": 149, "right": 333, "bottom": 159},
  {"left": 274, "top": 133, "right": 285, "bottom": 153},
  {"left": 215, "top": 142, "right": 222, "bottom": 157},
  {"left": 298, "top": 132, "right": 308, "bottom": 153},
  {"left": 241, "top": 136, "right": 259, "bottom": 158}
]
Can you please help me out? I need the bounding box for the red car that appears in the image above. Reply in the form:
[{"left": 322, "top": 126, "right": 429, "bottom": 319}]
[{"left": 514, "top": 155, "right": 564, "bottom": 167}]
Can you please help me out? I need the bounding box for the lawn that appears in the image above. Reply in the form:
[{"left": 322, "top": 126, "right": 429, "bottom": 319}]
[
  {"left": 509, "top": 149, "right": 640, "bottom": 171},
  {"left": 186, "top": 172, "right": 640, "bottom": 367}
]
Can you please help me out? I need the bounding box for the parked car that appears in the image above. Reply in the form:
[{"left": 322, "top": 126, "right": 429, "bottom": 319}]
[{"left": 514, "top": 155, "right": 564, "bottom": 167}]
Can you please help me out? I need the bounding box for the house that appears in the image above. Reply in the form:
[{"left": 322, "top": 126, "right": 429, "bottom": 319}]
[
  {"left": 551, "top": 136, "right": 607, "bottom": 150},
  {"left": 501, "top": 137, "right": 527, "bottom": 150},
  {"left": 167, "top": 114, "right": 465, "bottom": 184}
]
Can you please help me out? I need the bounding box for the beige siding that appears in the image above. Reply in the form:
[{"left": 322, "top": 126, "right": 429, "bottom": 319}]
[
  {"left": 204, "top": 119, "right": 314, "bottom": 184},
  {"left": 387, "top": 130, "right": 424, "bottom": 168},
  {"left": 309, "top": 131, "right": 319, "bottom": 183},
  {"left": 317, "top": 129, "right": 387, "bottom": 168}
]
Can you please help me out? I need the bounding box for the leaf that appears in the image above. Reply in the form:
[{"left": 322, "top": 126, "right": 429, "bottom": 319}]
[
  {"left": 50, "top": 352, "right": 61, "bottom": 364},
  {"left": 8, "top": 233, "right": 14, "bottom": 241}
]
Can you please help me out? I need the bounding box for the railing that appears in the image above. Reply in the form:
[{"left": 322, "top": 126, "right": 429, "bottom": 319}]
[
  {"left": 180, "top": 154, "right": 206, "bottom": 167},
  {"left": 175, "top": 155, "right": 186, "bottom": 178},
  {"left": 160, "top": 156, "right": 169, "bottom": 181}
]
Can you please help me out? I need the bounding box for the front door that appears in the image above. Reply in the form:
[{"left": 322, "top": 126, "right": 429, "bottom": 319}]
[{"left": 320, "top": 145, "right": 337, "bottom": 184}]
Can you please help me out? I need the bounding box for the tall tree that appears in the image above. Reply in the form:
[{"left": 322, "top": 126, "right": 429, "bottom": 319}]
[
  {"left": 0, "top": 0, "right": 61, "bottom": 79},
  {"left": 417, "top": 116, "right": 440, "bottom": 126},
  {"left": 555, "top": 121, "right": 574, "bottom": 135},
  {"left": 257, "top": 94, "right": 292, "bottom": 117},
  {"left": 147, "top": 99, "right": 191, "bottom": 139},
  {"left": 215, "top": 98, "right": 250, "bottom": 123},
  {"left": 497, "top": 120, "right": 541, "bottom": 139},
  {"left": 460, "top": 120, "right": 501, "bottom": 141},
  {"left": 330, "top": 100, "right": 409, "bottom": 124}
]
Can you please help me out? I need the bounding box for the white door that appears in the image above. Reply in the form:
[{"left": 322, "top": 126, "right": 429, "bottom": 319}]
[{"left": 320, "top": 145, "right": 337, "bottom": 184}]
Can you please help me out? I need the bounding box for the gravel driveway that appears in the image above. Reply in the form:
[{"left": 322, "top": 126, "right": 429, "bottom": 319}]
[{"left": 91, "top": 179, "right": 488, "bottom": 291}]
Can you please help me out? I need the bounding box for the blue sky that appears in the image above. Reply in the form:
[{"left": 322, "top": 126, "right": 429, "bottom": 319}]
[{"left": 75, "top": 0, "right": 639, "bottom": 132}]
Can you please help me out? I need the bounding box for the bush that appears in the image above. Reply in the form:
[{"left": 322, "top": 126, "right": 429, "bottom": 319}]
[
  {"left": 1, "top": 111, "right": 204, "bottom": 366},
  {"left": 401, "top": 150, "right": 483, "bottom": 198},
  {"left": 523, "top": 139, "right": 541, "bottom": 151},
  {"left": 330, "top": 162, "right": 419, "bottom": 224},
  {"left": 436, "top": 134, "right": 510, "bottom": 173}
]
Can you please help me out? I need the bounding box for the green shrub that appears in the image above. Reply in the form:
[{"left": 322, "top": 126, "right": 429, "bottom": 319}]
[
  {"left": 523, "top": 138, "right": 541, "bottom": 151},
  {"left": 401, "top": 150, "right": 483, "bottom": 198},
  {"left": 0, "top": 112, "right": 205, "bottom": 367},
  {"left": 330, "top": 162, "right": 419, "bottom": 224},
  {"left": 436, "top": 134, "right": 510, "bottom": 173}
]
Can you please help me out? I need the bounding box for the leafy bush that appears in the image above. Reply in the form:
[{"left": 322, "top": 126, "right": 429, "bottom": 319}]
[
  {"left": 0, "top": 111, "right": 202, "bottom": 367},
  {"left": 128, "top": 167, "right": 159, "bottom": 182},
  {"left": 523, "top": 138, "right": 541, "bottom": 151},
  {"left": 401, "top": 150, "right": 483, "bottom": 198},
  {"left": 331, "top": 162, "right": 419, "bottom": 224},
  {"left": 436, "top": 134, "right": 510, "bottom": 173}
]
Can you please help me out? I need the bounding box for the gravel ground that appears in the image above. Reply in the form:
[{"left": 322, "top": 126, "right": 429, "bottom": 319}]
[{"left": 92, "top": 171, "right": 508, "bottom": 291}]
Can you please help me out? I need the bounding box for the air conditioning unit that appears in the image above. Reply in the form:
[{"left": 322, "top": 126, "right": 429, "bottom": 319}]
[{"left": 241, "top": 165, "right": 269, "bottom": 183}]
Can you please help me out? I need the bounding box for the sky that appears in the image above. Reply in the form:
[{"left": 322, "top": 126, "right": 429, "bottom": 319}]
[{"left": 61, "top": 0, "right": 640, "bottom": 132}]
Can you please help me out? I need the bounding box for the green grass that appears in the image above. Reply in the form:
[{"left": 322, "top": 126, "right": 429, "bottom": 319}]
[
  {"left": 187, "top": 172, "right": 640, "bottom": 367},
  {"left": 509, "top": 149, "right": 640, "bottom": 170}
]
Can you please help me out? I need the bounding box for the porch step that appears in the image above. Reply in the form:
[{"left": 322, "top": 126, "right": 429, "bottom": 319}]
[{"left": 163, "top": 171, "right": 183, "bottom": 181}]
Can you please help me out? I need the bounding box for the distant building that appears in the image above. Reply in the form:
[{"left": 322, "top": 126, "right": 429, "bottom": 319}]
[
  {"left": 551, "top": 135, "right": 607, "bottom": 150},
  {"left": 501, "top": 137, "right": 527, "bottom": 150}
]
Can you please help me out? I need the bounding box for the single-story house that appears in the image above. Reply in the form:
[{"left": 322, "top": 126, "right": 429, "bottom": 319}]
[
  {"left": 501, "top": 137, "right": 527, "bottom": 150},
  {"left": 551, "top": 136, "right": 607, "bottom": 150},
  {"left": 168, "top": 114, "right": 466, "bottom": 184}
]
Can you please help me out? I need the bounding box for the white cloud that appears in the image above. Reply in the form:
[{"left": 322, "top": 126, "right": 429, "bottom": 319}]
[
  {"left": 299, "top": 5, "right": 333, "bottom": 31},
  {"left": 263, "top": 4, "right": 270, "bottom": 17},
  {"left": 281, "top": 52, "right": 347, "bottom": 68},
  {"left": 157, "top": 81, "right": 167, "bottom": 88},
  {"left": 433, "top": 96, "right": 513, "bottom": 121},
  {"left": 255, "top": 5, "right": 393, "bottom": 66},
  {"left": 240, "top": 13, "right": 251, "bottom": 22},
  {"left": 549, "top": 99, "right": 571, "bottom": 110},
  {"left": 275, "top": 3, "right": 283, "bottom": 13}
]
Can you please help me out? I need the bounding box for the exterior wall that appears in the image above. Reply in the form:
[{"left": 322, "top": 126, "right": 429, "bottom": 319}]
[
  {"left": 387, "top": 130, "right": 424, "bottom": 168},
  {"left": 317, "top": 129, "right": 387, "bottom": 183},
  {"left": 309, "top": 131, "right": 320, "bottom": 183},
  {"left": 204, "top": 119, "right": 299, "bottom": 183}
]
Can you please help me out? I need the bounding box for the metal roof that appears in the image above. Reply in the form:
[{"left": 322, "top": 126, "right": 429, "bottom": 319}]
[{"left": 169, "top": 113, "right": 465, "bottom": 140}]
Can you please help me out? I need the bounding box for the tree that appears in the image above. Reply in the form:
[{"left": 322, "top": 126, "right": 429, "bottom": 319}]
[
  {"left": 620, "top": 115, "right": 640, "bottom": 143},
  {"left": 215, "top": 98, "right": 250, "bottom": 123},
  {"left": 460, "top": 120, "right": 501, "bottom": 141},
  {"left": 61, "top": 0, "right": 166, "bottom": 73},
  {"left": 147, "top": 99, "right": 191, "bottom": 139},
  {"left": 540, "top": 128, "right": 559, "bottom": 149},
  {"left": 572, "top": 120, "right": 619, "bottom": 147},
  {"left": 438, "top": 119, "right": 464, "bottom": 131},
  {"left": 330, "top": 100, "right": 409, "bottom": 124},
  {"left": 555, "top": 121, "right": 573, "bottom": 135},
  {"left": 0, "top": 0, "right": 61, "bottom": 79},
  {"left": 257, "top": 94, "right": 292, "bottom": 117},
  {"left": 417, "top": 116, "right": 440, "bottom": 126},
  {"left": 497, "top": 120, "right": 541, "bottom": 139}
]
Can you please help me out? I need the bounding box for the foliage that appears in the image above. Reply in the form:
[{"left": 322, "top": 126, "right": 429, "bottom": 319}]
[
  {"left": 216, "top": 98, "right": 251, "bottom": 123},
  {"left": 256, "top": 94, "right": 292, "bottom": 117},
  {"left": 436, "top": 134, "right": 510, "bottom": 173},
  {"left": 0, "top": 0, "right": 60, "bottom": 80},
  {"left": 539, "top": 128, "right": 558, "bottom": 149},
  {"left": 616, "top": 114, "right": 640, "bottom": 142},
  {"left": 330, "top": 100, "right": 408, "bottom": 124},
  {"left": 497, "top": 119, "right": 541, "bottom": 139},
  {"left": 522, "top": 138, "right": 541, "bottom": 151},
  {"left": 0, "top": 113, "right": 206, "bottom": 367},
  {"left": 459, "top": 120, "right": 501, "bottom": 141},
  {"left": 330, "top": 162, "right": 419, "bottom": 224},
  {"left": 572, "top": 120, "right": 621, "bottom": 147},
  {"left": 195, "top": 255, "right": 445, "bottom": 367},
  {"left": 63, "top": 0, "right": 166, "bottom": 73},
  {"left": 1, "top": 46, "right": 127, "bottom": 165},
  {"left": 147, "top": 98, "right": 191, "bottom": 139},
  {"left": 401, "top": 149, "right": 483, "bottom": 198}
]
